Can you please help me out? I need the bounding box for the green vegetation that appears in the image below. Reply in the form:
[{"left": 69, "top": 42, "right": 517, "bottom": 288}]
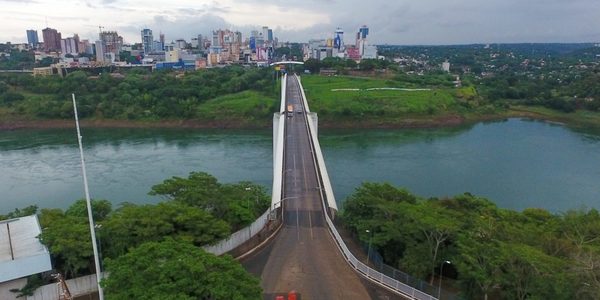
[
  {"left": 0, "top": 67, "right": 277, "bottom": 125},
  {"left": 102, "top": 239, "right": 261, "bottom": 300},
  {"left": 196, "top": 90, "right": 277, "bottom": 123},
  {"left": 0, "top": 48, "right": 54, "bottom": 70},
  {"left": 342, "top": 182, "right": 599, "bottom": 299},
  {"left": 3, "top": 43, "right": 600, "bottom": 129},
  {"left": 4, "top": 171, "right": 268, "bottom": 297},
  {"left": 301, "top": 75, "right": 460, "bottom": 122}
]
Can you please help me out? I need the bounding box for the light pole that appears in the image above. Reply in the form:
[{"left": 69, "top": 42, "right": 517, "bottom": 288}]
[
  {"left": 73, "top": 94, "right": 104, "bottom": 300},
  {"left": 245, "top": 187, "right": 252, "bottom": 213},
  {"left": 365, "top": 229, "right": 373, "bottom": 266},
  {"left": 438, "top": 260, "right": 451, "bottom": 300}
]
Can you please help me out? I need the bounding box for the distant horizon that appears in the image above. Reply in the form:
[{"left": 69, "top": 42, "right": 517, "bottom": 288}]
[
  {"left": 3, "top": 35, "right": 600, "bottom": 48},
  {"left": 2, "top": 0, "right": 599, "bottom": 46}
]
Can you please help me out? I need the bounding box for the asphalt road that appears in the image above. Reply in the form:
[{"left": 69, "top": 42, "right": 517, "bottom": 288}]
[{"left": 242, "top": 75, "right": 404, "bottom": 300}]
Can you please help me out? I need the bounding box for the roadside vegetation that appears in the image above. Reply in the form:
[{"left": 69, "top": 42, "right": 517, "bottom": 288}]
[
  {"left": 342, "top": 182, "right": 600, "bottom": 299},
  {"left": 0, "top": 171, "right": 269, "bottom": 299}
]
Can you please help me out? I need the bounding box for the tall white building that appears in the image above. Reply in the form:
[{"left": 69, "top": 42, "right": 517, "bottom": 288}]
[
  {"left": 141, "top": 28, "right": 153, "bottom": 54},
  {"left": 95, "top": 40, "right": 105, "bottom": 63},
  {"left": 355, "top": 25, "right": 377, "bottom": 59}
]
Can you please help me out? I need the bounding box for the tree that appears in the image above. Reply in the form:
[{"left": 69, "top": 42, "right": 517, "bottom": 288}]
[
  {"left": 100, "top": 201, "right": 230, "bottom": 258},
  {"left": 303, "top": 58, "right": 321, "bottom": 73},
  {"left": 359, "top": 59, "right": 377, "bottom": 71},
  {"left": 101, "top": 239, "right": 262, "bottom": 300},
  {"left": 149, "top": 172, "right": 270, "bottom": 230},
  {"left": 37, "top": 200, "right": 112, "bottom": 278},
  {"left": 405, "top": 202, "right": 459, "bottom": 284},
  {"left": 455, "top": 218, "right": 504, "bottom": 300},
  {"left": 0, "top": 205, "right": 38, "bottom": 220},
  {"left": 38, "top": 208, "right": 95, "bottom": 278}
]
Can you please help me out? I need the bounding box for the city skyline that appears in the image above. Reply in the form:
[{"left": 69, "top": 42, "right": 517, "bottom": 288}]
[{"left": 1, "top": 0, "right": 600, "bottom": 45}]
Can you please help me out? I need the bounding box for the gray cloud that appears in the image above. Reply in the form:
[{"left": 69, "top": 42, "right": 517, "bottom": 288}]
[{"left": 3, "top": 0, "right": 600, "bottom": 44}]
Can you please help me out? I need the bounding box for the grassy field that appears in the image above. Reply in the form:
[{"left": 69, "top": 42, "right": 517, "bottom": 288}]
[
  {"left": 196, "top": 90, "right": 277, "bottom": 122},
  {"left": 299, "top": 75, "right": 461, "bottom": 121}
]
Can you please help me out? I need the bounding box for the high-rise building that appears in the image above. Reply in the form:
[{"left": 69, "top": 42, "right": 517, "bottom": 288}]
[
  {"left": 78, "top": 39, "right": 93, "bottom": 54},
  {"left": 60, "top": 36, "right": 79, "bottom": 55},
  {"left": 267, "top": 29, "right": 273, "bottom": 42},
  {"left": 334, "top": 28, "right": 344, "bottom": 51},
  {"left": 175, "top": 39, "right": 187, "bottom": 49},
  {"left": 197, "top": 34, "right": 205, "bottom": 50},
  {"left": 152, "top": 40, "right": 163, "bottom": 52},
  {"left": 357, "top": 25, "right": 369, "bottom": 40},
  {"left": 141, "top": 28, "right": 153, "bottom": 54},
  {"left": 95, "top": 40, "right": 105, "bottom": 63},
  {"left": 99, "top": 31, "right": 122, "bottom": 56},
  {"left": 26, "top": 30, "right": 39, "bottom": 47},
  {"left": 356, "top": 25, "right": 373, "bottom": 59},
  {"left": 42, "top": 27, "right": 62, "bottom": 52}
]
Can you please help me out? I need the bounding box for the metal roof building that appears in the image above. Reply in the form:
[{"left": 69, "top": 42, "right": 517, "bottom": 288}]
[{"left": 0, "top": 215, "right": 52, "bottom": 299}]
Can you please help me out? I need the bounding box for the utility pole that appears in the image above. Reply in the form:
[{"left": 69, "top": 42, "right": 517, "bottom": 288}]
[{"left": 73, "top": 94, "right": 104, "bottom": 300}]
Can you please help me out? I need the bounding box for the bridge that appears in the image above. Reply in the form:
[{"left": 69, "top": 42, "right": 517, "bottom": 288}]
[{"left": 238, "top": 74, "right": 438, "bottom": 300}]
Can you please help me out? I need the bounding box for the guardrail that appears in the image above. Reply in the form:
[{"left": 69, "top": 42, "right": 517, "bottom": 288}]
[{"left": 294, "top": 74, "right": 438, "bottom": 300}]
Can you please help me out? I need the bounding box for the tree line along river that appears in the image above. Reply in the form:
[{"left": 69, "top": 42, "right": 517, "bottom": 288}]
[{"left": 1, "top": 118, "right": 599, "bottom": 214}]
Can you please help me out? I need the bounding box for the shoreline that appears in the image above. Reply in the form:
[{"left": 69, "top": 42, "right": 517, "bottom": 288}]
[{"left": 0, "top": 108, "right": 598, "bottom": 131}]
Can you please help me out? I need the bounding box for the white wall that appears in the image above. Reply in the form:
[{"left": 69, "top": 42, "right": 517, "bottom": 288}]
[{"left": 0, "top": 277, "right": 26, "bottom": 300}]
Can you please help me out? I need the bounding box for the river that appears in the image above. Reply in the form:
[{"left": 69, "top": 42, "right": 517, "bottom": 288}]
[{"left": 1, "top": 118, "right": 599, "bottom": 213}]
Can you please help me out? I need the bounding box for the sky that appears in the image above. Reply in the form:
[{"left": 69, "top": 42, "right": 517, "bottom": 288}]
[{"left": 2, "top": 0, "right": 600, "bottom": 45}]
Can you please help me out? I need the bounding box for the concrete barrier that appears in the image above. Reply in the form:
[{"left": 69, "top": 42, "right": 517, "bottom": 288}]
[{"left": 27, "top": 273, "right": 102, "bottom": 300}]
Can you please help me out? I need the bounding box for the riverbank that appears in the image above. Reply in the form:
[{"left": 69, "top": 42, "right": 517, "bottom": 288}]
[
  {"left": 0, "top": 117, "right": 272, "bottom": 131},
  {"left": 3, "top": 105, "right": 600, "bottom": 131}
]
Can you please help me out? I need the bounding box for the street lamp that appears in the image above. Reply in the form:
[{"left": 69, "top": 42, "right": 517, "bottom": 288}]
[
  {"left": 245, "top": 187, "right": 252, "bottom": 213},
  {"left": 438, "top": 260, "right": 451, "bottom": 300},
  {"left": 365, "top": 229, "right": 373, "bottom": 266}
]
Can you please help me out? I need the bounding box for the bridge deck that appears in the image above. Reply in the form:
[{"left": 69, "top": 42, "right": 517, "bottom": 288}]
[{"left": 242, "top": 76, "right": 402, "bottom": 300}]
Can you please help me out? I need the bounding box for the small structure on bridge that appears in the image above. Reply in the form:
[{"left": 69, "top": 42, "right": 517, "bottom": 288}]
[{"left": 0, "top": 215, "right": 53, "bottom": 300}]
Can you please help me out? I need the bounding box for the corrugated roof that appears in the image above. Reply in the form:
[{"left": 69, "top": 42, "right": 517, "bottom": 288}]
[{"left": 0, "top": 215, "right": 52, "bottom": 283}]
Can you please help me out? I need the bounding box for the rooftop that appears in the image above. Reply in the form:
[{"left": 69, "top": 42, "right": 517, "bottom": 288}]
[{"left": 0, "top": 215, "right": 52, "bottom": 283}]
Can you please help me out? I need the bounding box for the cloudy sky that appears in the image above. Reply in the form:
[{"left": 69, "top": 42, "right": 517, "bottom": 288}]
[{"left": 2, "top": 0, "right": 600, "bottom": 45}]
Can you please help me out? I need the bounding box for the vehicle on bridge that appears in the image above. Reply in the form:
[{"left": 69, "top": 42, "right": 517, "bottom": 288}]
[{"left": 287, "top": 104, "right": 294, "bottom": 117}]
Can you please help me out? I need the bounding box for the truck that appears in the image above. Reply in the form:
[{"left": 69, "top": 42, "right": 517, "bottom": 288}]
[{"left": 287, "top": 104, "right": 294, "bottom": 117}]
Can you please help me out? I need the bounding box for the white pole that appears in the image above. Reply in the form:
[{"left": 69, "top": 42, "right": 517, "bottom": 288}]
[{"left": 72, "top": 93, "right": 104, "bottom": 300}]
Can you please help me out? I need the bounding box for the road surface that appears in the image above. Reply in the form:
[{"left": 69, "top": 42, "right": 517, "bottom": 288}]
[{"left": 242, "top": 75, "right": 403, "bottom": 300}]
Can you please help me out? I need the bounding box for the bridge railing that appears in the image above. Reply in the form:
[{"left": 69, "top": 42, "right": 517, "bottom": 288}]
[
  {"left": 203, "top": 208, "right": 272, "bottom": 256},
  {"left": 295, "top": 74, "right": 438, "bottom": 300}
]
